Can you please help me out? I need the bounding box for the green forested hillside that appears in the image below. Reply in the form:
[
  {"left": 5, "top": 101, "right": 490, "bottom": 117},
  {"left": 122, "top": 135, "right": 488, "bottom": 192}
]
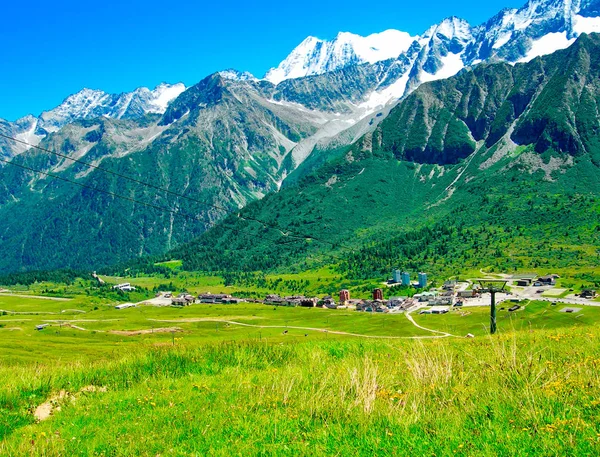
[
  {"left": 156, "top": 34, "right": 600, "bottom": 283},
  {"left": 361, "top": 33, "right": 600, "bottom": 164},
  {"left": 0, "top": 62, "right": 426, "bottom": 274}
]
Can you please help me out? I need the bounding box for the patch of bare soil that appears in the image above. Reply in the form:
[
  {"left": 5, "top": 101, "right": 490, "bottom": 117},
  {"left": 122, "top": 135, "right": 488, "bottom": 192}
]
[
  {"left": 109, "top": 326, "right": 183, "bottom": 336},
  {"left": 34, "top": 386, "right": 108, "bottom": 421},
  {"left": 148, "top": 316, "right": 262, "bottom": 323}
]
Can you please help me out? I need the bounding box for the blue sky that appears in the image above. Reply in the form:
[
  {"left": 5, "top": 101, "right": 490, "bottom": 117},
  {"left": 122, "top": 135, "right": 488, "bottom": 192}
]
[{"left": 2, "top": 0, "right": 524, "bottom": 121}]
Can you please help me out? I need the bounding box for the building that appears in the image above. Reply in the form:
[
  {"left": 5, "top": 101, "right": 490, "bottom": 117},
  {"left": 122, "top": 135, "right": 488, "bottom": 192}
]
[
  {"left": 402, "top": 272, "right": 411, "bottom": 286},
  {"left": 388, "top": 296, "right": 407, "bottom": 308},
  {"left": 285, "top": 295, "right": 306, "bottom": 306},
  {"left": 392, "top": 269, "right": 402, "bottom": 283},
  {"left": 115, "top": 303, "right": 136, "bottom": 310},
  {"left": 347, "top": 299, "right": 365, "bottom": 310},
  {"left": 429, "top": 297, "right": 452, "bottom": 306},
  {"left": 321, "top": 296, "right": 337, "bottom": 308},
  {"left": 516, "top": 279, "right": 532, "bottom": 287},
  {"left": 373, "top": 288, "right": 383, "bottom": 301},
  {"left": 357, "top": 301, "right": 374, "bottom": 312},
  {"left": 416, "top": 291, "right": 438, "bottom": 302},
  {"left": 418, "top": 272, "right": 428, "bottom": 288},
  {"left": 420, "top": 306, "right": 449, "bottom": 315},
  {"left": 264, "top": 294, "right": 285, "bottom": 305},
  {"left": 357, "top": 300, "right": 387, "bottom": 312},
  {"left": 199, "top": 293, "right": 235, "bottom": 304},
  {"left": 323, "top": 298, "right": 337, "bottom": 309},
  {"left": 581, "top": 289, "right": 597, "bottom": 299},
  {"left": 339, "top": 290, "right": 350, "bottom": 305},
  {"left": 172, "top": 293, "right": 195, "bottom": 306},
  {"left": 443, "top": 280, "right": 457, "bottom": 290},
  {"left": 431, "top": 306, "right": 449, "bottom": 314},
  {"left": 300, "top": 297, "right": 318, "bottom": 307},
  {"left": 113, "top": 283, "right": 136, "bottom": 292},
  {"left": 457, "top": 290, "right": 476, "bottom": 298},
  {"left": 535, "top": 275, "right": 557, "bottom": 286}
]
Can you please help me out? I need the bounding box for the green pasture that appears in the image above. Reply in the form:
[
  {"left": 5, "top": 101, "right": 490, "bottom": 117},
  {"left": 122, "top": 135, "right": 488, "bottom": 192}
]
[{"left": 414, "top": 300, "right": 600, "bottom": 336}]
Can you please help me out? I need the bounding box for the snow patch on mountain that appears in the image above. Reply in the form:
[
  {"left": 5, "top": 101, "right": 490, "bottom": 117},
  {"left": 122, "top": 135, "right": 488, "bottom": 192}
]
[
  {"left": 423, "top": 16, "right": 474, "bottom": 42},
  {"left": 421, "top": 53, "right": 466, "bottom": 82},
  {"left": 493, "top": 32, "right": 513, "bottom": 49},
  {"left": 573, "top": 15, "right": 600, "bottom": 34},
  {"left": 358, "top": 73, "right": 410, "bottom": 111},
  {"left": 219, "top": 69, "right": 258, "bottom": 82},
  {"left": 15, "top": 120, "right": 44, "bottom": 149},
  {"left": 517, "top": 32, "right": 576, "bottom": 62},
  {"left": 144, "top": 83, "right": 186, "bottom": 113}
]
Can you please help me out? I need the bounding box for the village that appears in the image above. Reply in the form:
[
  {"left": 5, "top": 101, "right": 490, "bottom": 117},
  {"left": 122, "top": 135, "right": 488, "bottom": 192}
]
[{"left": 111, "top": 270, "right": 598, "bottom": 313}]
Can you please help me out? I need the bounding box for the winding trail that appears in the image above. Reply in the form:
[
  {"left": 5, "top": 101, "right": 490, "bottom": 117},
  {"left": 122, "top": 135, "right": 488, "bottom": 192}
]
[
  {"left": 148, "top": 316, "right": 455, "bottom": 340},
  {"left": 404, "top": 312, "right": 454, "bottom": 338}
]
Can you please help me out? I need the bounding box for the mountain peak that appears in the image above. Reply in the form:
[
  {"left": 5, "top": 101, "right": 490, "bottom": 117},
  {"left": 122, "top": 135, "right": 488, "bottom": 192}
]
[
  {"left": 424, "top": 17, "right": 473, "bottom": 41},
  {"left": 264, "top": 29, "right": 415, "bottom": 84},
  {"left": 218, "top": 69, "right": 258, "bottom": 82}
]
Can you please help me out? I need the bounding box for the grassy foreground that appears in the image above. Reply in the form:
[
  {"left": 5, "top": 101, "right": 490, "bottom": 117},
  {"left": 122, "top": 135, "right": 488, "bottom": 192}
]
[{"left": 1, "top": 326, "right": 600, "bottom": 456}]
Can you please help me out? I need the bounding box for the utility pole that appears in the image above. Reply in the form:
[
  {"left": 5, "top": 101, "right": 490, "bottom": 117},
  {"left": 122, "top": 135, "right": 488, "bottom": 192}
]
[
  {"left": 476, "top": 280, "right": 508, "bottom": 335},
  {"left": 490, "top": 289, "right": 497, "bottom": 334}
]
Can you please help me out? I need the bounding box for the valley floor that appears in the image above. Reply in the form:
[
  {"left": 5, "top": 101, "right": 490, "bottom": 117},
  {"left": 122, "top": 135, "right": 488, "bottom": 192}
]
[{"left": 2, "top": 287, "right": 600, "bottom": 455}]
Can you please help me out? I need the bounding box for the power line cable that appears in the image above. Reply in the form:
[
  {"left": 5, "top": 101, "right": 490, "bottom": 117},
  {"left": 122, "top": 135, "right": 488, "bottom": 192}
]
[
  {"left": 0, "top": 153, "right": 348, "bottom": 263},
  {"left": 0, "top": 155, "right": 203, "bottom": 222},
  {"left": 0, "top": 132, "right": 348, "bottom": 250},
  {"left": 0, "top": 154, "right": 322, "bottom": 260}
]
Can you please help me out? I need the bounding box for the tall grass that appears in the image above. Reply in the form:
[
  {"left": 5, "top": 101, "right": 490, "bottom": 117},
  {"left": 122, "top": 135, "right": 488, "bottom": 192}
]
[{"left": 1, "top": 327, "right": 600, "bottom": 455}]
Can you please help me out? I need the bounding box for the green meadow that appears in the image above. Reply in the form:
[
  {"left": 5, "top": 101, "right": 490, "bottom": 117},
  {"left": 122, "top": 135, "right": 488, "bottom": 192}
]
[{"left": 2, "top": 281, "right": 600, "bottom": 455}]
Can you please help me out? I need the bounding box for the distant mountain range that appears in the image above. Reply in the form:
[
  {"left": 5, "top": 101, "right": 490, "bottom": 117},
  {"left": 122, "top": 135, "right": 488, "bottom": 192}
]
[{"left": 0, "top": 0, "right": 599, "bottom": 274}]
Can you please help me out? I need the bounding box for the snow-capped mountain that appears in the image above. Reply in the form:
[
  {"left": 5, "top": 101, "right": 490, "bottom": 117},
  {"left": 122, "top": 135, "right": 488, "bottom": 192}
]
[
  {"left": 3, "top": 0, "right": 600, "bottom": 163},
  {"left": 467, "top": 0, "right": 600, "bottom": 64},
  {"left": 0, "top": 82, "right": 185, "bottom": 159},
  {"left": 265, "top": 30, "right": 415, "bottom": 84},
  {"left": 266, "top": 0, "right": 600, "bottom": 109},
  {"left": 39, "top": 82, "right": 186, "bottom": 133}
]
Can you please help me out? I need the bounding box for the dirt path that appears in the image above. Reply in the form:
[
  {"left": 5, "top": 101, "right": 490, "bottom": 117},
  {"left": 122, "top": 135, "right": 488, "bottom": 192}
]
[
  {"left": 0, "top": 293, "right": 71, "bottom": 301},
  {"left": 404, "top": 311, "right": 454, "bottom": 337},
  {"left": 44, "top": 319, "right": 120, "bottom": 323},
  {"left": 110, "top": 327, "right": 183, "bottom": 336},
  {"left": 65, "top": 324, "right": 88, "bottom": 331},
  {"left": 149, "top": 318, "right": 452, "bottom": 340}
]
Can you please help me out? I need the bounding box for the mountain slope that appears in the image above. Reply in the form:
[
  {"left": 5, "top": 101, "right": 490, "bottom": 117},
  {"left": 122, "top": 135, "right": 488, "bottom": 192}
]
[
  {"left": 161, "top": 34, "right": 600, "bottom": 279},
  {"left": 0, "top": 69, "right": 392, "bottom": 273}
]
